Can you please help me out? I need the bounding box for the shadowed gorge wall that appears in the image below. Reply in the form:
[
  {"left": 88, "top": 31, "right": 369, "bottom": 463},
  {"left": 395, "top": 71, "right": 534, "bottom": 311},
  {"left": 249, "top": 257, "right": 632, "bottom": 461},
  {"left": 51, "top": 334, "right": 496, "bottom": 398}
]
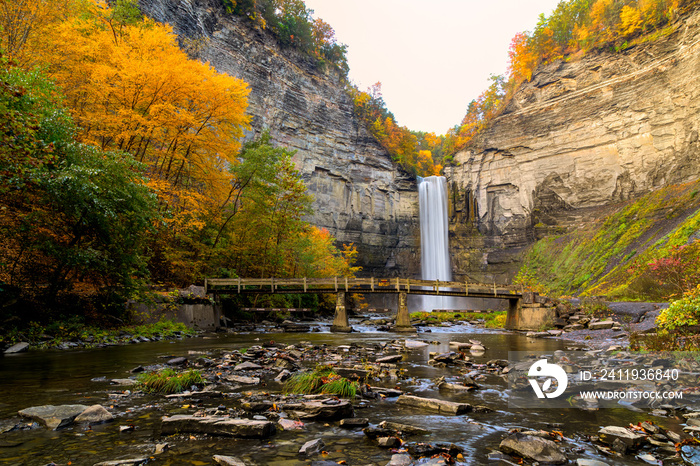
[
  {"left": 139, "top": 0, "right": 420, "bottom": 277},
  {"left": 446, "top": 7, "right": 700, "bottom": 283}
]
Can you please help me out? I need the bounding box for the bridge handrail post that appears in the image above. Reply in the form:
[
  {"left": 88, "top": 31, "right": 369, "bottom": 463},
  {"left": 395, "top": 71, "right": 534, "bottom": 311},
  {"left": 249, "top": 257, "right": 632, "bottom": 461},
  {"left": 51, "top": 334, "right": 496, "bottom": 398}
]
[
  {"left": 271, "top": 277, "right": 275, "bottom": 291},
  {"left": 396, "top": 277, "right": 400, "bottom": 291},
  {"left": 493, "top": 281, "right": 497, "bottom": 297},
  {"left": 205, "top": 278, "right": 208, "bottom": 295},
  {"left": 335, "top": 276, "right": 338, "bottom": 292},
  {"left": 237, "top": 277, "right": 241, "bottom": 294},
  {"left": 371, "top": 277, "right": 374, "bottom": 292},
  {"left": 435, "top": 279, "right": 439, "bottom": 295},
  {"left": 304, "top": 277, "right": 307, "bottom": 293},
  {"left": 345, "top": 276, "right": 348, "bottom": 292},
  {"left": 465, "top": 280, "right": 469, "bottom": 296},
  {"left": 407, "top": 278, "right": 411, "bottom": 293}
]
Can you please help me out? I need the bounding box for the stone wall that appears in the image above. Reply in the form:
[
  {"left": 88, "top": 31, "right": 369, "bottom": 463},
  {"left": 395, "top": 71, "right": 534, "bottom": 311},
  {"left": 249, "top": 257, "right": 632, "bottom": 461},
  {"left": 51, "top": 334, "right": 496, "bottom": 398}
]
[
  {"left": 139, "top": 0, "right": 420, "bottom": 277},
  {"left": 446, "top": 7, "right": 700, "bottom": 282}
]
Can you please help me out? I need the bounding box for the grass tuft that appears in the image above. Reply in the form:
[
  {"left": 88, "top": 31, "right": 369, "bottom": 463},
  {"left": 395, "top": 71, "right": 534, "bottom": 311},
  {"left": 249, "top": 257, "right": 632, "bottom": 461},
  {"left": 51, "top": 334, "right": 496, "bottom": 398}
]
[{"left": 137, "top": 368, "right": 205, "bottom": 394}]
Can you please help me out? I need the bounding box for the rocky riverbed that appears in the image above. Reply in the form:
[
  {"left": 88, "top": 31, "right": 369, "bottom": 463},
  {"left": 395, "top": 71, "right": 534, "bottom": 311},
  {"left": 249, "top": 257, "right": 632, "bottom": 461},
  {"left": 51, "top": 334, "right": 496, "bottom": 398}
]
[{"left": 2, "top": 319, "right": 700, "bottom": 466}]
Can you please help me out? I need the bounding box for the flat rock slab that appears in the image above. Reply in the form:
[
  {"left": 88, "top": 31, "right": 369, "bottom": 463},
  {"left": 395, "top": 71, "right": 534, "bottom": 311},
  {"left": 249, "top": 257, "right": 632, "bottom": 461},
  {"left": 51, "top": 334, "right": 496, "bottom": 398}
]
[
  {"left": 404, "top": 340, "right": 429, "bottom": 348},
  {"left": 376, "top": 355, "right": 403, "bottom": 363},
  {"left": 589, "top": 320, "right": 615, "bottom": 330},
  {"left": 4, "top": 342, "right": 29, "bottom": 354},
  {"left": 499, "top": 433, "right": 567, "bottom": 464},
  {"left": 161, "top": 415, "right": 276, "bottom": 438},
  {"left": 233, "top": 362, "right": 262, "bottom": 371},
  {"left": 213, "top": 455, "right": 246, "bottom": 466},
  {"left": 93, "top": 459, "right": 149, "bottom": 466},
  {"left": 283, "top": 400, "right": 354, "bottom": 420},
  {"left": 387, "top": 453, "right": 413, "bottom": 466},
  {"left": 396, "top": 395, "right": 471, "bottom": 415},
  {"left": 598, "top": 426, "right": 646, "bottom": 448},
  {"left": 378, "top": 420, "right": 429, "bottom": 435},
  {"left": 340, "top": 418, "right": 369, "bottom": 428},
  {"left": 74, "top": 404, "right": 114, "bottom": 424},
  {"left": 225, "top": 375, "right": 260, "bottom": 385},
  {"left": 19, "top": 404, "right": 89, "bottom": 430}
]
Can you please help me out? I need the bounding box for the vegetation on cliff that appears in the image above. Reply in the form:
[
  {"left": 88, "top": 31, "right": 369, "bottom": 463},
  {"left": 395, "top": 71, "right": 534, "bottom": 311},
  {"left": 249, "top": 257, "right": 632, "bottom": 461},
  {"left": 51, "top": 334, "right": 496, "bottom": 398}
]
[
  {"left": 0, "top": 0, "right": 358, "bottom": 326},
  {"left": 221, "top": 0, "right": 349, "bottom": 75},
  {"left": 515, "top": 180, "right": 700, "bottom": 302},
  {"left": 445, "top": 0, "right": 691, "bottom": 155}
]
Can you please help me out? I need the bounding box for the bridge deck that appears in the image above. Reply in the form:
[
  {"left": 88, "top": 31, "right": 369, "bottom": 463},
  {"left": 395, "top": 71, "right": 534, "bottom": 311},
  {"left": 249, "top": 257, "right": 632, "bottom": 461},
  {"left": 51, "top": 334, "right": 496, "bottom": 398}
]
[{"left": 205, "top": 277, "right": 522, "bottom": 299}]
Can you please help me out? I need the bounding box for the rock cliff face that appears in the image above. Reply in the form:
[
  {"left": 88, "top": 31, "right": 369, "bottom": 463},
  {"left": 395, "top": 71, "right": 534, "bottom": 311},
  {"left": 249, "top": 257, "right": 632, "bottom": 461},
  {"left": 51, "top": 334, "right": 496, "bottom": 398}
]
[
  {"left": 446, "top": 8, "right": 700, "bottom": 283},
  {"left": 139, "top": 0, "right": 420, "bottom": 276}
]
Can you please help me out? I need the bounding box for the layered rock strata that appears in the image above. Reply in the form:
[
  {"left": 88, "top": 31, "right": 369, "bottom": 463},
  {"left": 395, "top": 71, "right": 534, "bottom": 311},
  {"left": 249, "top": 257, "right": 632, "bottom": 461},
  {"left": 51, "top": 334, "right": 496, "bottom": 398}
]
[
  {"left": 140, "top": 0, "right": 420, "bottom": 276},
  {"left": 446, "top": 9, "right": 700, "bottom": 282}
]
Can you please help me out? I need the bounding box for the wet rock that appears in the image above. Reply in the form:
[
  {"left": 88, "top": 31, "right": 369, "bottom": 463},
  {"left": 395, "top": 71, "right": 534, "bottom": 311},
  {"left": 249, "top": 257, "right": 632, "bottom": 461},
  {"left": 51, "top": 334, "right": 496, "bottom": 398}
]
[
  {"left": 18, "top": 404, "right": 89, "bottom": 430},
  {"left": 370, "top": 386, "right": 403, "bottom": 397},
  {"left": 283, "top": 399, "right": 354, "bottom": 420},
  {"left": 299, "top": 438, "right": 325, "bottom": 456},
  {"left": 404, "top": 340, "right": 429, "bottom": 349},
  {"left": 93, "top": 459, "right": 149, "bottom": 466},
  {"left": 167, "top": 357, "right": 188, "bottom": 366},
  {"left": 386, "top": 453, "right": 413, "bottom": 466},
  {"left": 110, "top": 378, "right": 137, "bottom": 387},
  {"left": 636, "top": 453, "right": 659, "bottom": 464},
  {"left": 74, "top": 405, "right": 114, "bottom": 424},
  {"left": 449, "top": 341, "right": 472, "bottom": 350},
  {"left": 363, "top": 427, "right": 396, "bottom": 439},
  {"left": 4, "top": 342, "right": 29, "bottom": 354},
  {"left": 376, "top": 355, "right": 402, "bottom": 363},
  {"left": 598, "top": 426, "right": 646, "bottom": 449},
  {"left": 225, "top": 375, "right": 260, "bottom": 385},
  {"left": 213, "top": 455, "right": 246, "bottom": 466},
  {"left": 233, "top": 362, "right": 262, "bottom": 371},
  {"left": 526, "top": 332, "right": 550, "bottom": 338},
  {"left": 396, "top": 395, "right": 471, "bottom": 415},
  {"left": 588, "top": 320, "right": 615, "bottom": 330},
  {"left": 160, "top": 415, "right": 276, "bottom": 438},
  {"left": 154, "top": 443, "right": 169, "bottom": 455},
  {"left": 339, "top": 418, "right": 369, "bottom": 428},
  {"left": 404, "top": 442, "right": 463, "bottom": 458},
  {"left": 499, "top": 433, "right": 567, "bottom": 464},
  {"left": 576, "top": 459, "right": 610, "bottom": 466},
  {"left": 278, "top": 419, "right": 305, "bottom": 430},
  {"left": 378, "top": 436, "right": 401, "bottom": 448},
  {"left": 378, "top": 421, "right": 428, "bottom": 435},
  {"left": 274, "top": 369, "right": 292, "bottom": 382}
]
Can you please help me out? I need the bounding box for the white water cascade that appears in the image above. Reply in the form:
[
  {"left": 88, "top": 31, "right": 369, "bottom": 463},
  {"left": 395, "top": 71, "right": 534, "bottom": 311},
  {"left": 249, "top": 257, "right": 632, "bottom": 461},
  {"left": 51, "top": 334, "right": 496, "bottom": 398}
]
[{"left": 418, "top": 176, "right": 454, "bottom": 312}]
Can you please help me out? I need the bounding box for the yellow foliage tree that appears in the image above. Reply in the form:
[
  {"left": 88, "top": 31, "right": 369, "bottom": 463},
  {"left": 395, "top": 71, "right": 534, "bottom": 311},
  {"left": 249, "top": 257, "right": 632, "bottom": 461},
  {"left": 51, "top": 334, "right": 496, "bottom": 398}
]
[{"left": 36, "top": 1, "right": 250, "bottom": 233}]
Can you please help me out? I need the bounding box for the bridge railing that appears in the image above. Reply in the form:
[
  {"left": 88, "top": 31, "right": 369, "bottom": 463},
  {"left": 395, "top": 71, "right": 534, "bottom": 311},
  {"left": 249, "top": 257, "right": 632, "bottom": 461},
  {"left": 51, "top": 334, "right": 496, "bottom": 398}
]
[{"left": 205, "top": 277, "right": 523, "bottom": 297}]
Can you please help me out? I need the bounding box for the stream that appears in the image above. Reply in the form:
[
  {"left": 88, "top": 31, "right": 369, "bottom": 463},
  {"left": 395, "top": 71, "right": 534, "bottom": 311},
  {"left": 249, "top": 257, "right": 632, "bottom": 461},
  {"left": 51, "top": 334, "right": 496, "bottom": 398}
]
[{"left": 0, "top": 321, "right": 692, "bottom": 465}]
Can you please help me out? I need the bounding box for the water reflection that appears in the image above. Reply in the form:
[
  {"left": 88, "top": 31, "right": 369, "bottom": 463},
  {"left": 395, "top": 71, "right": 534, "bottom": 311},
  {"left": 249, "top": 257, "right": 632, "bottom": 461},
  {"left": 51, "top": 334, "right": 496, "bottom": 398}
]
[{"left": 0, "top": 328, "right": 680, "bottom": 465}]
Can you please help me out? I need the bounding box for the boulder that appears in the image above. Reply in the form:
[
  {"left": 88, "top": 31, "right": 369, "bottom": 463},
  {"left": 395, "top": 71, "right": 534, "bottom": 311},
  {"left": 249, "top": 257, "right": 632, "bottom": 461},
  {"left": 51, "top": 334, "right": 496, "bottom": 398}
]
[
  {"left": 589, "top": 320, "right": 615, "bottom": 330},
  {"left": 160, "top": 415, "right": 276, "bottom": 438},
  {"left": 283, "top": 399, "right": 354, "bottom": 420},
  {"left": 213, "top": 455, "right": 246, "bottom": 466},
  {"left": 18, "top": 404, "right": 89, "bottom": 430},
  {"left": 225, "top": 375, "right": 260, "bottom": 385},
  {"left": 386, "top": 453, "right": 413, "bottom": 466},
  {"left": 74, "top": 404, "right": 114, "bottom": 424},
  {"left": 396, "top": 395, "right": 471, "bottom": 415},
  {"left": 93, "top": 459, "right": 149, "bottom": 466},
  {"left": 499, "top": 433, "right": 567, "bottom": 464},
  {"left": 278, "top": 419, "right": 305, "bottom": 430},
  {"left": 598, "top": 426, "right": 646, "bottom": 449},
  {"left": 233, "top": 362, "right": 262, "bottom": 371},
  {"left": 378, "top": 436, "right": 401, "bottom": 448},
  {"left": 4, "top": 342, "right": 29, "bottom": 354},
  {"left": 376, "top": 355, "right": 403, "bottom": 363},
  {"left": 339, "top": 418, "right": 369, "bottom": 428},
  {"left": 299, "top": 438, "right": 325, "bottom": 456}
]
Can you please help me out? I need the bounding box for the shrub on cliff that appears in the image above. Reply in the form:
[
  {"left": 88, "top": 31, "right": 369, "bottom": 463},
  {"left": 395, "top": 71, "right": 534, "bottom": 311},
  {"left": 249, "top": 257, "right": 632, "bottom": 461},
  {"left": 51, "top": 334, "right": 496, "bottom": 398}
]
[{"left": 656, "top": 285, "right": 700, "bottom": 330}]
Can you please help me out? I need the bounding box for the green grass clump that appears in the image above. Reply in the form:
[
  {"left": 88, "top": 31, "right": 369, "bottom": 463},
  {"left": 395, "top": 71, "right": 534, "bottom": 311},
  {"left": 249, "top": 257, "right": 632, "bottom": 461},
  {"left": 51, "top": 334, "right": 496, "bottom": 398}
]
[
  {"left": 283, "top": 366, "right": 358, "bottom": 398},
  {"left": 137, "top": 369, "right": 205, "bottom": 394}
]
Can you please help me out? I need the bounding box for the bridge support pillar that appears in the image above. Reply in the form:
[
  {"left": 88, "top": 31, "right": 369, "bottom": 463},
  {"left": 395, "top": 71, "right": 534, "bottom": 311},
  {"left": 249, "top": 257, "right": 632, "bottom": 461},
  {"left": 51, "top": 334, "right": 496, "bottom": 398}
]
[
  {"left": 331, "top": 292, "right": 352, "bottom": 333},
  {"left": 394, "top": 292, "right": 414, "bottom": 332}
]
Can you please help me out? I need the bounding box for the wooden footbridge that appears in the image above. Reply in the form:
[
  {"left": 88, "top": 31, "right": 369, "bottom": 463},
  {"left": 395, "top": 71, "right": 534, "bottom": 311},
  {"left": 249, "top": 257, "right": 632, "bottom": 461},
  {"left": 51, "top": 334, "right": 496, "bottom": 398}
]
[{"left": 205, "top": 277, "right": 536, "bottom": 332}]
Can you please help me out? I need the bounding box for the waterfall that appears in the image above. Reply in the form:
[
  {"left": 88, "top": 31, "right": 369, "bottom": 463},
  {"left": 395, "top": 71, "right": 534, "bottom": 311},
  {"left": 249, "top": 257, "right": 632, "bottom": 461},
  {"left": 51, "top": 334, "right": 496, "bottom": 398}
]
[{"left": 418, "top": 176, "right": 452, "bottom": 312}]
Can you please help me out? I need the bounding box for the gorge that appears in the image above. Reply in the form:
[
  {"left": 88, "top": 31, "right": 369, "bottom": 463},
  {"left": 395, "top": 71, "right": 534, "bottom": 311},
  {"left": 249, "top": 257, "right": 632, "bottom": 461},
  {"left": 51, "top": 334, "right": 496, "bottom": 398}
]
[{"left": 140, "top": 0, "right": 700, "bottom": 287}]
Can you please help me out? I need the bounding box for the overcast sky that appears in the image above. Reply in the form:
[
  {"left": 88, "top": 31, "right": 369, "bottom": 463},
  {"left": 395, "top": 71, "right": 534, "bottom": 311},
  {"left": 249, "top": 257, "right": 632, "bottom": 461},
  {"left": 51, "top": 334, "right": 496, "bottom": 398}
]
[{"left": 302, "top": 0, "right": 562, "bottom": 135}]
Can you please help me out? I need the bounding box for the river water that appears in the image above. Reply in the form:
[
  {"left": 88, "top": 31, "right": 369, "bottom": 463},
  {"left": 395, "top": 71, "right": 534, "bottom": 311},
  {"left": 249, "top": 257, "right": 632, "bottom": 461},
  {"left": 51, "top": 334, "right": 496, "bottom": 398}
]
[{"left": 0, "top": 323, "right": 684, "bottom": 465}]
